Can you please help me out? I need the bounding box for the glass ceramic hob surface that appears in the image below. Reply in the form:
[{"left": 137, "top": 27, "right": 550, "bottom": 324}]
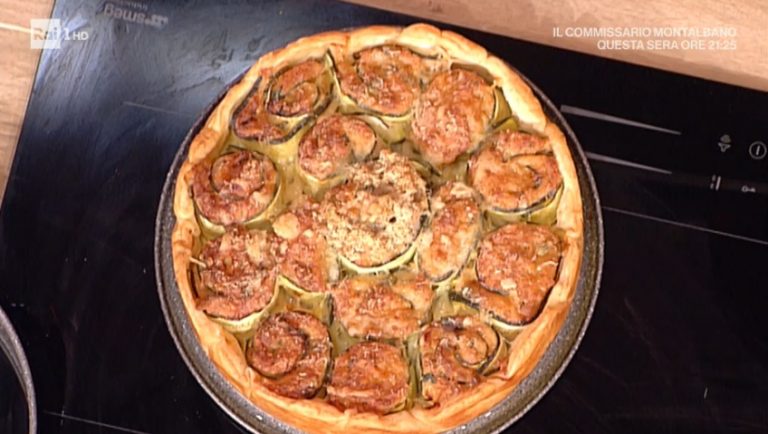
[{"left": 1, "top": 1, "right": 767, "bottom": 433}]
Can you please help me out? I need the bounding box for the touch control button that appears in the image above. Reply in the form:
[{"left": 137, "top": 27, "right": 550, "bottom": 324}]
[
  {"left": 749, "top": 141, "right": 766, "bottom": 160},
  {"left": 717, "top": 134, "right": 732, "bottom": 153}
]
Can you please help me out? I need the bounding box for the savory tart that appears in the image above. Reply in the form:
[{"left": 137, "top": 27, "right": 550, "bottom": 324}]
[{"left": 171, "top": 23, "right": 584, "bottom": 433}]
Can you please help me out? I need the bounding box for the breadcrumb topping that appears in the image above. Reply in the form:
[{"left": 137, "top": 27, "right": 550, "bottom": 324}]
[{"left": 321, "top": 150, "right": 428, "bottom": 267}]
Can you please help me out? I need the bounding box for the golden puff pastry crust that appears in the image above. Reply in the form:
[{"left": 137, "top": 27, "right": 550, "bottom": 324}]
[{"left": 171, "top": 23, "right": 584, "bottom": 434}]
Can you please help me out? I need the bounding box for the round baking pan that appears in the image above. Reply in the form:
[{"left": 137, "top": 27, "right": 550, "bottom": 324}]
[
  {"left": 0, "top": 307, "right": 37, "bottom": 434},
  {"left": 155, "top": 64, "right": 604, "bottom": 433}
]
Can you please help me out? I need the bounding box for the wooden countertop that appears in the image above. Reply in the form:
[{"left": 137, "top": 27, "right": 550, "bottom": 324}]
[
  {"left": 0, "top": 0, "right": 54, "bottom": 204},
  {"left": 1, "top": 0, "right": 766, "bottom": 203},
  {"left": 344, "top": 0, "right": 768, "bottom": 92}
]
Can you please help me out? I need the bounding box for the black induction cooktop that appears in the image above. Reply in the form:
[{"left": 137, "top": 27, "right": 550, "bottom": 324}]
[{"left": 2, "top": 1, "right": 767, "bottom": 433}]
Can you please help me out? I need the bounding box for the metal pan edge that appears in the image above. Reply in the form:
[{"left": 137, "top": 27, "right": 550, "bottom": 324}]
[
  {"left": 154, "top": 64, "right": 604, "bottom": 434},
  {"left": 0, "top": 306, "right": 38, "bottom": 434}
]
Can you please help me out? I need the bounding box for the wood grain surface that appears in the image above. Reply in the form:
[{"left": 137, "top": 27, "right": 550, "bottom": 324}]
[
  {"left": 0, "top": 0, "right": 54, "bottom": 204},
  {"left": 344, "top": 0, "right": 768, "bottom": 92}
]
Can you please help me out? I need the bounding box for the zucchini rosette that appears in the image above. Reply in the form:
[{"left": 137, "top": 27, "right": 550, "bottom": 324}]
[
  {"left": 272, "top": 203, "right": 338, "bottom": 295},
  {"left": 418, "top": 316, "right": 506, "bottom": 406},
  {"left": 469, "top": 130, "right": 563, "bottom": 225},
  {"left": 190, "top": 149, "right": 282, "bottom": 236},
  {"left": 331, "top": 272, "right": 433, "bottom": 341},
  {"left": 320, "top": 150, "right": 429, "bottom": 273},
  {"left": 245, "top": 311, "right": 332, "bottom": 399},
  {"left": 416, "top": 182, "right": 481, "bottom": 284},
  {"left": 297, "top": 114, "right": 376, "bottom": 196},
  {"left": 411, "top": 68, "right": 495, "bottom": 168},
  {"left": 327, "top": 341, "right": 410, "bottom": 414},
  {"left": 233, "top": 56, "right": 334, "bottom": 161},
  {"left": 332, "top": 45, "right": 439, "bottom": 142},
  {"left": 458, "top": 223, "right": 562, "bottom": 333},
  {"left": 194, "top": 227, "right": 280, "bottom": 332}
]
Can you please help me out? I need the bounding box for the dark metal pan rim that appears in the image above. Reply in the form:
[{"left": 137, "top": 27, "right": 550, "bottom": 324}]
[
  {"left": 0, "top": 306, "right": 38, "bottom": 434},
  {"left": 154, "top": 63, "right": 603, "bottom": 434}
]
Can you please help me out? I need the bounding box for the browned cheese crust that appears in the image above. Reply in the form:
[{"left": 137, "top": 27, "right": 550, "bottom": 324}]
[
  {"left": 196, "top": 227, "right": 278, "bottom": 320},
  {"left": 170, "top": 23, "right": 585, "bottom": 434},
  {"left": 331, "top": 273, "right": 433, "bottom": 340},
  {"left": 469, "top": 130, "right": 562, "bottom": 211},
  {"left": 334, "top": 45, "right": 427, "bottom": 116},
  {"left": 321, "top": 150, "right": 428, "bottom": 267},
  {"left": 233, "top": 58, "right": 332, "bottom": 141},
  {"left": 268, "top": 59, "right": 327, "bottom": 116},
  {"left": 419, "top": 316, "right": 501, "bottom": 405},
  {"left": 190, "top": 150, "right": 278, "bottom": 226},
  {"left": 298, "top": 114, "right": 376, "bottom": 180},
  {"left": 466, "top": 223, "right": 562, "bottom": 324},
  {"left": 246, "top": 311, "right": 332, "bottom": 398},
  {"left": 272, "top": 203, "right": 336, "bottom": 293},
  {"left": 411, "top": 69, "right": 495, "bottom": 167},
  {"left": 327, "top": 342, "right": 410, "bottom": 414},
  {"left": 416, "top": 182, "right": 481, "bottom": 281}
]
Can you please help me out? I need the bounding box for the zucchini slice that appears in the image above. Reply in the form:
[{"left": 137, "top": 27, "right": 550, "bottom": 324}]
[
  {"left": 192, "top": 149, "right": 285, "bottom": 238},
  {"left": 353, "top": 113, "right": 408, "bottom": 144},
  {"left": 491, "top": 86, "right": 513, "bottom": 128},
  {"left": 327, "top": 341, "right": 410, "bottom": 414},
  {"left": 208, "top": 310, "right": 264, "bottom": 334},
  {"left": 234, "top": 118, "right": 313, "bottom": 165},
  {"left": 265, "top": 57, "right": 334, "bottom": 118},
  {"left": 418, "top": 315, "right": 506, "bottom": 405},
  {"left": 330, "top": 272, "right": 433, "bottom": 341},
  {"left": 493, "top": 116, "right": 518, "bottom": 134},
  {"left": 321, "top": 150, "right": 429, "bottom": 271},
  {"left": 454, "top": 282, "right": 528, "bottom": 339},
  {"left": 411, "top": 68, "right": 495, "bottom": 168},
  {"left": 274, "top": 277, "right": 332, "bottom": 322},
  {"left": 332, "top": 44, "right": 424, "bottom": 118},
  {"left": 232, "top": 55, "right": 335, "bottom": 163},
  {"left": 469, "top": 130, "right": 563, "bottom": 225},
  {"left": 272, "top": 205, "right": 338, "bottom": 295},
  {"left": 416, "top": 182, "right": 481, "bottom": 284},
  {"left": 194, "top": 227, "right": 280, "bottom": 333},
  {"left": 486, "top": 184, "right": 562, "bottom": 226},
  {"left": 432, "top": 290, "right": 521, "bottom": 349},
  {"left": 331, "top": 45, "right": 442, "bottom": 143},
  {"left": 459, "top": 223, "right": 562, "bottom": 327},
  {"left": 245, "top": 311, "right": 332, "bottom": 399},
  {"left": 296, "top": 114, "right": 376, "bottom": 196},
  {"left": 337, "top": 239, "right": 418, "bottom": 274}
]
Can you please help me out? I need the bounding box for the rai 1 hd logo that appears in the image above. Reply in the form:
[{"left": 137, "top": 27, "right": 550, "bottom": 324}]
[{"left": 30, "top": 19, "right": 89, "bottom": 49}]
